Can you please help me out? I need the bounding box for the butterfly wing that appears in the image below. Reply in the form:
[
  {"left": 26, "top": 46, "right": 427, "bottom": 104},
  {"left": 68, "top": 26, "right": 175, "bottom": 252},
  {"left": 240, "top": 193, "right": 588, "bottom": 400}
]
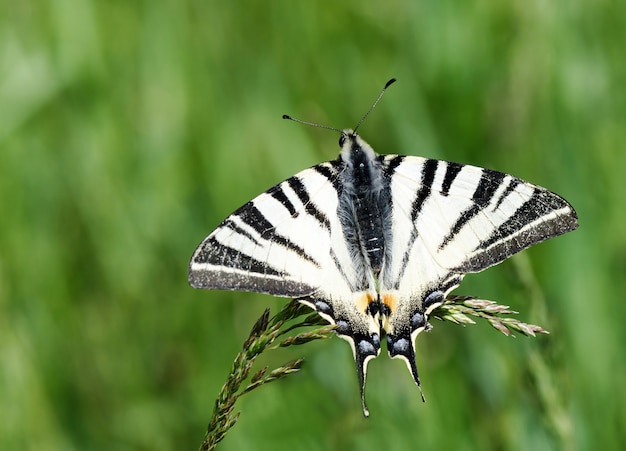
[
  {"left": 189, "top": 161, "right": 381, "bottom": 412},
  {"left": 189, "top": 164, "right": 334, "bottom": 296},
  {"left": 379, "top": 156, "right": 578, "bottom": 388}
]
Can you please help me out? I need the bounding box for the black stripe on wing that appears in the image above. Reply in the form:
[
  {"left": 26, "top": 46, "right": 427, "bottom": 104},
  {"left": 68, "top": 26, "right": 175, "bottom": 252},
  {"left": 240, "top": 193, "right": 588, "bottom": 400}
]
[
  {"left": 221, "top": 218, "right": 262, "bottom": 247},
  {"left": 441, "top": 162, "right": 463, "bottom": 196},
  {"left": 410, "top": 158, "right": 438, "bottom": 222},
  {"left": 382, "top": 154, "right": 405, "bottom": 175},
  {"left": 313, "top": 161, "right": 343, "bottom": 193},
  {"left": 287, "top": 177, "right": 332, "bottom": 231},
  {"left": 438, "top": 168, "right": 506, "bottom": 249},
  {"left": 189, "top": 237, "right": 320, "bottom": 295},
  {"left": 329, "top": 248, "right": 361, "bottom": 293},
  {"left": 458, "top": 188, "right": 578, "bottom": 272},
  {"left": 494, "top": 177, "right": 521, "bottom": 210},
  {"left": 192, "top": 237, "right": 284, "bottom": 275},
  {"left": 235, "top": 203, "right": 321, "bottom": 267},
  {"left": 391, "top": 158, "right": 439, "bottom": 289},
  {"left": 268, "top": 184, "right": 298, "bottom": 217},
  {"left": 189, "top": 235, "right": 320, "bottom": 296}
]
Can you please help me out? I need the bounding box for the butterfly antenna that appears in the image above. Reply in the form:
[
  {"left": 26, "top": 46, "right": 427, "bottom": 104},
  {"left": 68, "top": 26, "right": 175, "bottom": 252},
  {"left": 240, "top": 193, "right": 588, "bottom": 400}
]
[
  {"left": 282, "top": 114, "right": 342, "bottom": 133},
  {"left": 353, "top": 78, "right": 397, "bottom": 133}
]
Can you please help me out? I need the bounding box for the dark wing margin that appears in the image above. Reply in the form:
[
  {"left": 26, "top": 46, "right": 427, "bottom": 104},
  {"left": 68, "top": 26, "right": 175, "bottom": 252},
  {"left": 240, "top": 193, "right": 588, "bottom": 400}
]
[{"left": 453, "top": 182, "right": 579, "bottom": 273}]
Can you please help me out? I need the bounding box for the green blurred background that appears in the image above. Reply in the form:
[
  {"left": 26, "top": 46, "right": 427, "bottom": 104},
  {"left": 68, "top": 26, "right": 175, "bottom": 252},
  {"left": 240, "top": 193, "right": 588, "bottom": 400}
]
[{"left": 1, "top": 1, "right": 624, "bottom": 450}]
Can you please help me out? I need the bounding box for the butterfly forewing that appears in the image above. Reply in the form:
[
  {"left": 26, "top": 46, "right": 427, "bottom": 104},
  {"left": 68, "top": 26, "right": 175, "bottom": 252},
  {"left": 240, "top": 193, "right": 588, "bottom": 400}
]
[{"left": 190, "top": 164, "right": 331, "bottom": 295}]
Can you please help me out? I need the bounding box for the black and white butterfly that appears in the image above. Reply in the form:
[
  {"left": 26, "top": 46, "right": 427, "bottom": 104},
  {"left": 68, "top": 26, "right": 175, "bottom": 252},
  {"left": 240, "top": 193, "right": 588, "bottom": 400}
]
[{"left": 189, "top": 79, "right": 578, "bottom": 416}]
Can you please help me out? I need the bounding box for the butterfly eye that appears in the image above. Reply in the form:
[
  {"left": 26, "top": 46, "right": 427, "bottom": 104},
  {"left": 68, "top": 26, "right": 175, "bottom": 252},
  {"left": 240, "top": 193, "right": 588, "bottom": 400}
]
[{"left": 339, "top": 134, "right": 346, "bottom": 147}]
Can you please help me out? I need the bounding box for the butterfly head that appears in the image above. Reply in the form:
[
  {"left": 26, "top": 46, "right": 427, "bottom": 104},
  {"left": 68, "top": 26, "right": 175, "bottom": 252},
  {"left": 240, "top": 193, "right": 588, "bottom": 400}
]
[{"left": 339, "top": 129, "right": 378, "bottom": 167}]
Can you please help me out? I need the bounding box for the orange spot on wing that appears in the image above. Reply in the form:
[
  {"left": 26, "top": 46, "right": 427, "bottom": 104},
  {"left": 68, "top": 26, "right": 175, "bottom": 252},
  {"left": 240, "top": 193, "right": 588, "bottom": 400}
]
[
  {"left": 356, "top": 292, "right": 377, "bottom": 313},
  {"left": 381, "top": 293, "right": 398, "bottom": 313}
]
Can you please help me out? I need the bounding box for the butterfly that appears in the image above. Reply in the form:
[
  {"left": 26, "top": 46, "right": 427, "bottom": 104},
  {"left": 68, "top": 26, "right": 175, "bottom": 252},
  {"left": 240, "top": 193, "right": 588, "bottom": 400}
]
[{"left": 188, "top": 79, "right": 578, "bottom": 416}]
